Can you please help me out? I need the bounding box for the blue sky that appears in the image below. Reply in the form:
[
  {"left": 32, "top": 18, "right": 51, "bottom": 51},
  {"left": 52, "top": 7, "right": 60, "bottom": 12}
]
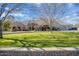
[{"left": 1, "top": 3, "right": 79, "bottom": 24}]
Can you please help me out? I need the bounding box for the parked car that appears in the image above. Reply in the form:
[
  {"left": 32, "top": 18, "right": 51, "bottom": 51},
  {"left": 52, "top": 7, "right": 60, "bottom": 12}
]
[{"left": 68, "top": 27, "right": 77, "bottom": 30}]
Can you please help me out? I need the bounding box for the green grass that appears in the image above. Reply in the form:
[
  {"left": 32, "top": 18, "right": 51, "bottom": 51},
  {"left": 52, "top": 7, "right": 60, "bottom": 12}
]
[{"left": 0, "top": 31, "right": 79, "bottom": 48}]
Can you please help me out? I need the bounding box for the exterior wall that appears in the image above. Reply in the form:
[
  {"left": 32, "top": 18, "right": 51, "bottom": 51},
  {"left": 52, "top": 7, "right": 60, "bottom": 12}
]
[
  {"left": 12, "top": 22, "right": 74, "bottom": 31},
  {"left": 77, "top": 28, "right": 79, "bottom": 30}
]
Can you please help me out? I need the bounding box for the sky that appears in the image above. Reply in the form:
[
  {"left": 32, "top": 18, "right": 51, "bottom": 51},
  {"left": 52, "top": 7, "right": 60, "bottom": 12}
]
[{"left": 1, "top": 3, "right": 79, "bottom": 25}]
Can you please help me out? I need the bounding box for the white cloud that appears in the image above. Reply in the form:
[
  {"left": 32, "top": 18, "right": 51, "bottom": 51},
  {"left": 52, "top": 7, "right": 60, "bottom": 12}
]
[
  {"left": 1, "top": 13, "right": 25, "bottom": 19},
  {"left": 1, "top": 13, "right": 6, "bottom": 17},
  {"left": 64, "top": 15, "right": 70, "bottom": 19},
  {"left": 72, "top": 13, "right": 78, "bottom": 16},
  {"left": 35, "top": 3, "right": 41, "bottom": 7},
  {"left": 68, "top": 3, "right": 74, "bottom": 8},
  {"left": 35, "top": 3, "right": 41, "bottom": 5},
  {"left": 10, "top": 13, "right": 25, "bottom": 17},
  {"left": 5, "top": 7, "right": 9, "bottom": 10}
]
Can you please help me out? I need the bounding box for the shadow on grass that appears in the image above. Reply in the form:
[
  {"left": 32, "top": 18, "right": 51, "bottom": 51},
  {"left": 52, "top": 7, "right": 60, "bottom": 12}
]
[
  {"left": 1, "top": 35, "right": 79, "bottom": 48},
  {"left": 0, "top": 37, "right": 61, "bottom": 47},
  {"left": 1, "top": 38, "right": 29, "bottom": 47}
]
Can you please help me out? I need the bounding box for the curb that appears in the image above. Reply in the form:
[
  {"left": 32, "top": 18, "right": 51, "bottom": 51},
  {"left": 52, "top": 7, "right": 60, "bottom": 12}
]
[{"left": 0, "top": 47, "right": 79, "bottom": 56}]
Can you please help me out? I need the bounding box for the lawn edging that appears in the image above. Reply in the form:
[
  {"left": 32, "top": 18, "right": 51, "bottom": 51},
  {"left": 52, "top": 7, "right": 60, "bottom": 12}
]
[{"left": 0, "top": 47, "right": 79, "bottom": 56}]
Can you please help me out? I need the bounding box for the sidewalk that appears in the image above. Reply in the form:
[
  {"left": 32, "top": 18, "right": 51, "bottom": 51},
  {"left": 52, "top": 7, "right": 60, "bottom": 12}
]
[{"left": 3, "top": 30, "right": 79, "bottom": 34}]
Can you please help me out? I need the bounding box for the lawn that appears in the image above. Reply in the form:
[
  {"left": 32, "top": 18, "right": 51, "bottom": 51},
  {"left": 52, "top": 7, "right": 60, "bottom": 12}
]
[{"left": 0, "top": 31, "right": 79, "bottom": 48}]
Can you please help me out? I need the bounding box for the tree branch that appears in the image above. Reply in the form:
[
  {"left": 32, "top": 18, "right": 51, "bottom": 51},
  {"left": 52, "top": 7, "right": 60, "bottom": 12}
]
[
  {"left": 1, "top": 4, "right": 19, "bottom": 22},
  {"left": 0, "top": 3, "right": 8, "bottom": 17}
]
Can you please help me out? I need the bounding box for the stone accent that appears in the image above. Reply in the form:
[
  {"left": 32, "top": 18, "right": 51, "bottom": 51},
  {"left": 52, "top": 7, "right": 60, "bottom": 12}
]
[{"left": 0, "top": 47, "right": 79, "bottom": 56}]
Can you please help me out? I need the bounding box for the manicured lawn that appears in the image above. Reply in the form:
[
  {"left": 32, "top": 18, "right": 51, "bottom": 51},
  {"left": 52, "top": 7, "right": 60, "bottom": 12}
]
[{"left": 0, "top": 31, "right": 79, "bottom": 47}]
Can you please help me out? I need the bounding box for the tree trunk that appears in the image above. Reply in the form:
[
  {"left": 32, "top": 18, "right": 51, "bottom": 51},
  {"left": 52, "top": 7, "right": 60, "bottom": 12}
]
[{"left": 0, "top": 21, "right": 3, "bottom": 38}]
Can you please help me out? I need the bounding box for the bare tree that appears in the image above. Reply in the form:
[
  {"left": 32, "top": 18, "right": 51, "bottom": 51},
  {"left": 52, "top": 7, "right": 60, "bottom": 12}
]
[
  {"left": 0, "top": 3, "right": 18, "bottom": 38},
  {"left": 3, "top": 15, "right": 14, "bottom": 31},
  {"left": 36, "top": 3, "right": 68, "bottom": 32}
]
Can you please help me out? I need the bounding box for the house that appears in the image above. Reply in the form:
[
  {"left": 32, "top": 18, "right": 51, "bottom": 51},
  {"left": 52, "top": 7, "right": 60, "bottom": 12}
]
[
  {"left": 5, "top": 16, "right": 76, "bottom": 31},
  {"left": 12, "top": 21, "right": 28, "bottom": 31},
  {"left": 27, "top": 23, "right": 39, "bottom": 31}
]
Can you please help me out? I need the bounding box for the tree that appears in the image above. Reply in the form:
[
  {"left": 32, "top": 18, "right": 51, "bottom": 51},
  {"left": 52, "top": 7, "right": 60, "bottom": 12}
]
[
  {"left": 3, "top": 15, "right": 14, "bottom": 31},
  {"left": 36, "top": 3, "right": 68, "bottom": 32},
  {"left": 0, "top": 3, "right": 18, "bottom": 38}
]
